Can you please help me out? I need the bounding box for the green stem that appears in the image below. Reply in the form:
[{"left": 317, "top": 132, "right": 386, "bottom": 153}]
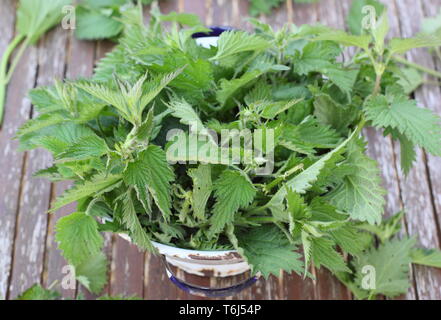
[
  {"left": 435, "top": 47, "right": 441, "bottom": 62},
  {"left": 373, "top": 72, "right": 382, "bottom": 96},
  {"left": 355, "top": 115, "right": 367, "bottom": 136},
  {"left": 5, "top": 36, "right": 29, "bottom": 83},
  {"left": 0, "top": 34, "right": 25, "bottom": 125},
  {"left": 393, "top": 55, "right": 441, "bottom": 79},
  {"left": 367, "top": 292, "right": 376, "bottom": 300},
  {"left": 47, "top": 280, "right": 59, "bottom": 291},
  {"left": 247, "top": 216, "right": 276, "bottom": 224}
]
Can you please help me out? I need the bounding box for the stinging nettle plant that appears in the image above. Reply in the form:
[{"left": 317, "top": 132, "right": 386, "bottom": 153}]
[{"left": 17, "top": 3, "right": 441, "bottom": 299}]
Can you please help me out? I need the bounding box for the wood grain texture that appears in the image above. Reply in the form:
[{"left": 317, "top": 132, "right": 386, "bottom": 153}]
[
  {"left": 420, "top": 0, "right": 441, "bottom": 251},
  {"left": 110, "top": 237, "right": 145, "bottom": 297},
  {"left": 8, "top": 25, "right": 68, "bottom": 299},
  {"left": 0, "top": 0, "right": 19, "bottom": 299},
  {"left": 393, "top": 0, "right": 441, "bottom": 300},
  {"left": 0, "top": 0, "right": 40, "bottom": 299},
  {"left": 339, "top": 0, "right": 418, "bottom": 300}
]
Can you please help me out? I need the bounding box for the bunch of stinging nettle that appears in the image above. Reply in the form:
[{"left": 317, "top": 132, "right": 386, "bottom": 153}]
[{"left": 17, "top": 5, "right": 441, "bottom": 299}]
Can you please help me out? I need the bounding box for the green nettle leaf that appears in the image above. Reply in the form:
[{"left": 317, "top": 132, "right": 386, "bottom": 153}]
[
  {"left": 357, "top": 211, "right": 404, "bottom": 244},
  {"left": 269, "top": 130, "right": 355, "bottom": 206},
  {"left": 16, "top": 284, "right": 60, "bottom": 301},
  {"left": 188, "top": 164, "right": 212, "bottom": 221},
  {"left": 364, "top": 93, "right": 441, "bottom": 157},
  {"left": 17, "top": 0, "right": 72, "bottom": 44},
  {"left": 76, "top": 71, "right": 181, "bottom": 126},
  {"left": 301, "top": 230, "right": 312, "bottom": 275},
  {"left": 1, "top": 0, "right": 73, "bottom": 124},
  {"left": 121, "top": 190, "right": 155, "bottom": 251},
  {"left": 295, "top": 117, "right": 342, "bottom": 148},
  {"left": 313, "top": 30, "right": 371, "bottom": 50},
  {"left": 75, "top": 6, "right": 123, "bottom": 40},
  {"left": 20, "top": 123, "right": 96, "bottom": 154},
  {"left": 55, "top": 212, "right": 104, "bottom": 266},
  {"left": 237, "top": 225, "right": 304, "bottom": 278},
  {"left": 136, "top": 108, "right": 155, "bottom": 143},
  {"left": 28, "top": 86, "right": 60, "bottom": 110},
  {"left": 124, "top": 145, "right": 175, "bottom": 221},
  {"left": 75, "top": 252, "right": 108, "bottom": 294},
  {"left": 372, "top": 11, "right": 389, "bottom": 54},
  {"left": 311, "top": 237, "right": 351, "bottom": 273},
  {"left": 209, "top": 170, "right": 257, "bottom": 235},
  {"left": 292, "top": 41, "right": 359, "bottom": 93},
  {"left": 286, "top": 189, "right": 309, "bottom": 222},
  {"left": 75, "top": 81, "right": 131, "bottom": 120},
  {"left": 411, "top": 248, "right": 441, "bottom": 268},
  {"left": 210, "top": 31, "right": 271, "bottom": 61},
  {"left": 330, "top": 226, "right": 367, "bottom": 256},
  {"left": 58, "top": 134, "right": 109, "bottom": 161},
  {"left": 389, "top": 33, "right": 441, "bottom": 56},
  {"left": 325, "top": 140, "right": 385, "bottom": 225},
  {"left": 17, "top": 113, "right": 66, "bottom": 137},
  {"left": 396, "top": 68, "right": 423, "bottom": 95},
  {"left": 354, "top": 237, "right": 415, "bottom": 298},
  {"left": 385, "top": 128, "right": 416, "bottom": 176},
  {"left": 216, "top": 70, "right": 263, "bottom": 107},
  {"left": 167, "top": 98, "right": 206, "bottom": 133},
  {"left": 313, "top": 92, "right": 357, "bottom": 133},
  {"left": 259, "top": 99, "right": 303, "bottom": 120},
  {"left": 51, "top": 174, "right": 122, "bottom": 212}
]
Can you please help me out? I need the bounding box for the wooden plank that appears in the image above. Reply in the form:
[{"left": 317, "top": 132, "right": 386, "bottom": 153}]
[
  {"left": 374, "top": 0, "right": 418, "bottom": 300},
  {"left": 144, "top": 253, "right": 181, "bottom": 300},
  {"left": 0, "top": 1, "right": 40, "bottom": 299},
  {"left": 338, "top": 0, "right": 418, "bottom": 301},
  {"left": 8, "top": 26, "right": 69, "bottom": 299},
  {"left": 110, "top": 238, "right": 145, "bottom": 297},
  {"left": 420, "top": 0, "right": 441, "bottom": 250},
  {"left": 210, "top": 0, "right": 235, "bottom": 26},
  {"left": 0, "top": 0, "right": 20, "bottom": 299},
  {"left": 292, "top": 0, "right": 319, "bottom": 25},
  {"left": 182, "top": 0, "right": 206, "bottom": 21},
  {"left": 393, "top": 0, "right": 441, "bottom": 300}
]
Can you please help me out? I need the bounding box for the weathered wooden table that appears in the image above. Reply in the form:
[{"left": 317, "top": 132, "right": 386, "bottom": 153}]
[{"left": 1, "top": 0, "right": 441, "bottom": 300}]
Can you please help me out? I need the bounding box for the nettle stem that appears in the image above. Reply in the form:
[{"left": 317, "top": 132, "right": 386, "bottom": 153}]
[
  {"left": 373, "top": 73, "right": 382, "bottom": 96},
  {"left": 0, "top": 34, "right": 26, "bottom": 125},
  {"left": 247, "top": 216, "right": 277, "bottom": 224},
  {"left": 393, "top": 55, "right": 441, "bottom": 79}
]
